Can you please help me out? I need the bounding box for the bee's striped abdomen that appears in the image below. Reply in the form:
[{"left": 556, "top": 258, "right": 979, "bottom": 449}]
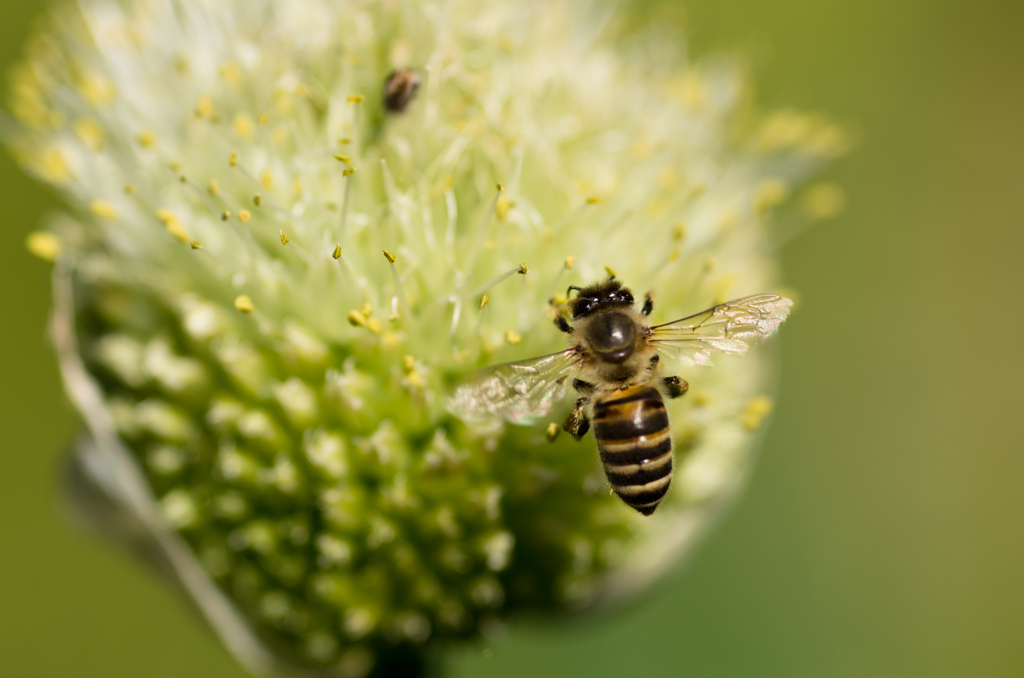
[{"left": 592, "top": 384, "right": 673, "bottom": 516}]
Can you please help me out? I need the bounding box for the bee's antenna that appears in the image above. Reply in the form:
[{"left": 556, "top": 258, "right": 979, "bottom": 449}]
[{"left": 566, "top": 285, "right": 582, "bottom": 297}]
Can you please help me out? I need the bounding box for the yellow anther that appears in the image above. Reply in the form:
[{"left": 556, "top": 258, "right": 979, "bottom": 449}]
[
  {"left": 332, "top": 243, "right": 342, "bottom": 259},
  {"left": 630, "top": 138, "right": 653, "bottom": 159},
  {"left": 496, "top": 195, "right": 512, "bottom": 220},
  {"left": 805, "top": 124, "right": 850, "bottom": 158},
  {"left": 742, "top": 396, "right": 774, "bottom": 431},
  {"left": 348, "top": 95, "right": 365, "bottom": 103},
  {"left": 604, "top": 265, "right": 616, "bottom": 278},
  {"left": 208, "top": 178, "right": 219, "bottom": 196},
  {"left": 179, "top": 175, "right": 188, "bottom": 184},
  {"left": 383, "top": 249, "right": 396, "bottom": 264},
  {"left": 234, "top": 295, "right": 254, "bottom": 313},
  {"left": 35, "top": 148, "right": 70, "bottom": 183},
  {"left": 25, "top": 231, "right": 62, "bottom": 262},
  {"left": 280, "top": 230, "right": 289, "bottom": 245},
  {"left": 585, "top": 196, "right": 601, "bottom": 204},
  {"left": 229, "top": 150, "right": 238, "bottom": 167},
  {"left": 196, "top": 96, "right": 215, "bottom": 119},
  {"left": 260, "top": 168, "right": 274, "bottom": 190},
  {"left": 221, "top": 211, "right": 230, "bottom": 221},
  {"left": 218, "top": 63, "right": 242, "bottom": 86},
  {"left": 347, "top": 310, "right": 367, "bottom": 327},
  {"left": 72, "top": 118, "right": 105, "bottom": 151},
  {"left": 366, "top": 318, "right": 383, "bottom": 334},
  {"left": 505, "top": 330, "right": 521, "bottom": 345},
  {"left": 479, "top": 295, "right": 490, "bottom": 310},
  {"left": 495, "top": 183, "right": 505, "bottom": 192},
  {"left": 402, "top": 355, "right": 416, "bottom": 373},
  {"left": 253, "top": 194, "right": 262, "bottom": 206},
  {"left": 124, "top": 185, "right": 136, "bottom": 193},
  {"left": 190, "top": 240, "right": 202, "bottom": 250},
  {"left": 546, "top": 423, "right": 560, "bottom": 442},
  {"left": 673, "top": 222, "right": 686, "bottom": 240},
  {"left": 238, "top": 209, "right": 251, "bottom": 223},
  {"left": 136, "top": 130, "right": 156, "bottom": 147},
  {"left": 702, "top": 257, "right": 716, "bottom": 272},
  {"left": 337, "top": 137, "right": 351, "bottom": 146},
  {"left": 165, "top": 220, "right": 190, "bottom": 243},
  {"left": 258, "top": 112, "right": 269, "bottom": 126},
  {"left": 273, "top": 88, "right": 293, "bottom": 114},
  {"left": 517, "top": 263, "right": 528, "bottom": 274},
  {"left": 89, "top": 200, "right": 118, "bottom": 219},
  {"left": 79, "top": 73, "right": 115, "bottom": 107},
  {"left": 801, "top": 183, "right": 846, "bottom": 220},
  {"left": 658, "top": 168, "right": 679, "bottom": 189},
  {"left": 755, "top": 178, "right": 790, "bottom": 215},
  {"left": 405, "top": 370, "right": 423, "bottom": 390},
  {"left": 551, "top": 293, "right": 568, "bottom": 306},
  {"left": 361, "top": 303, "right": 373, "bottom": 317},
  {"left": 233, "top": 113, "right": 254, "bottom": 140},
  {"left": 342, "top": 167, "right": 356, "bottom": 177},
  {"left": 564, "top": 256, "right": 575, "bottom": 269},
  {"left": 668, "top": 247, "right": 681, "bottom": 262}
]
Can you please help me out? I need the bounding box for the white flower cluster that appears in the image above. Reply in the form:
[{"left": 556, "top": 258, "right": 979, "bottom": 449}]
[{"left": 8, "top": 0, "right": 845, "bottom": 674}]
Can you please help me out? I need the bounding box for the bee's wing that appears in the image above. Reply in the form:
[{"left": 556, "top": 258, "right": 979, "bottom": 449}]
[
  {"left": 649, "top": 294, "right": 793, "bottom": 366},
  {"left": 447, "top": 349, "right": 582, "bottom": 425}
]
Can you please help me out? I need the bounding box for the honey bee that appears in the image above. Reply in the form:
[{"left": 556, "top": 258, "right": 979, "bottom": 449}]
[
  {"left": 383, "top": 68, "right": 421, "bottom": 113},
  {"left": 449, "top": 279, "right": 793, "bottom": 516}
]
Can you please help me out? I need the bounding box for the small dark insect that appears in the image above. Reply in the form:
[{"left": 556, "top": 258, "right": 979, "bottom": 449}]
[
  {"left": 449, "top": 278, "right": 792, "bottom": 516},
  {"left": 383, "top": 69, "right": 421, "bottom": 113}
]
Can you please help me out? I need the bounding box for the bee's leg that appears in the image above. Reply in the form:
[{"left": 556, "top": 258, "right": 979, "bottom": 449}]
[
  {"left": 662, "top": 375, "right": 689, "bottom": 399},
  {"left": 641, "top": 292, "right": 655, "bottom": 317},
  {"left": 562, "top": 398, "right": 591, "bottom": 440},
  {"left": 572, "top": 378, "right": 595, "bottom": 396},
  {"left": 553, "top": 314, "right": 573, "bottom": 333}
]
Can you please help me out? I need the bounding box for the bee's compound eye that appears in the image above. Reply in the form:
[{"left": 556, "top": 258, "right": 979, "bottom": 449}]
[
  {"left": 572, "top": 298, "right": 594, "bottom": 318},
  {"left": 620, "top": 291, "right": 634, "bottom": 305}
]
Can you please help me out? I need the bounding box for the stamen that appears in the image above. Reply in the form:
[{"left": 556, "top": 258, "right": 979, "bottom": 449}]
[
  {"left": 383, "top": 249, "right": 403, "bottom": 321},
  {"left": 339, "top": 166, "right": 356, "bottom": 238},
  {"left": 89, "top": 200, "right": 118, "bottom": 219},
  {"left": 280, "top": 230, "right": 290, "bottom": 245},
  {"left": 234, "top": 295, "right": 254, "bottom": 313},
  {"left": 471, "top": 263, "right": 528, "bottom": 298}
]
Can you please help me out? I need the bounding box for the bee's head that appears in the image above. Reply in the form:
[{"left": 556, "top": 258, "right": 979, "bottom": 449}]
[{"left": 567, "top": 279, "right": 635, "bottom": 319}]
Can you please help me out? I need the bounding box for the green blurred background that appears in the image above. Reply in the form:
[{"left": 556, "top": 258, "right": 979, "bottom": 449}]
[{"left": 2, "top": 0, "right": 1022, "bottom": 676}]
